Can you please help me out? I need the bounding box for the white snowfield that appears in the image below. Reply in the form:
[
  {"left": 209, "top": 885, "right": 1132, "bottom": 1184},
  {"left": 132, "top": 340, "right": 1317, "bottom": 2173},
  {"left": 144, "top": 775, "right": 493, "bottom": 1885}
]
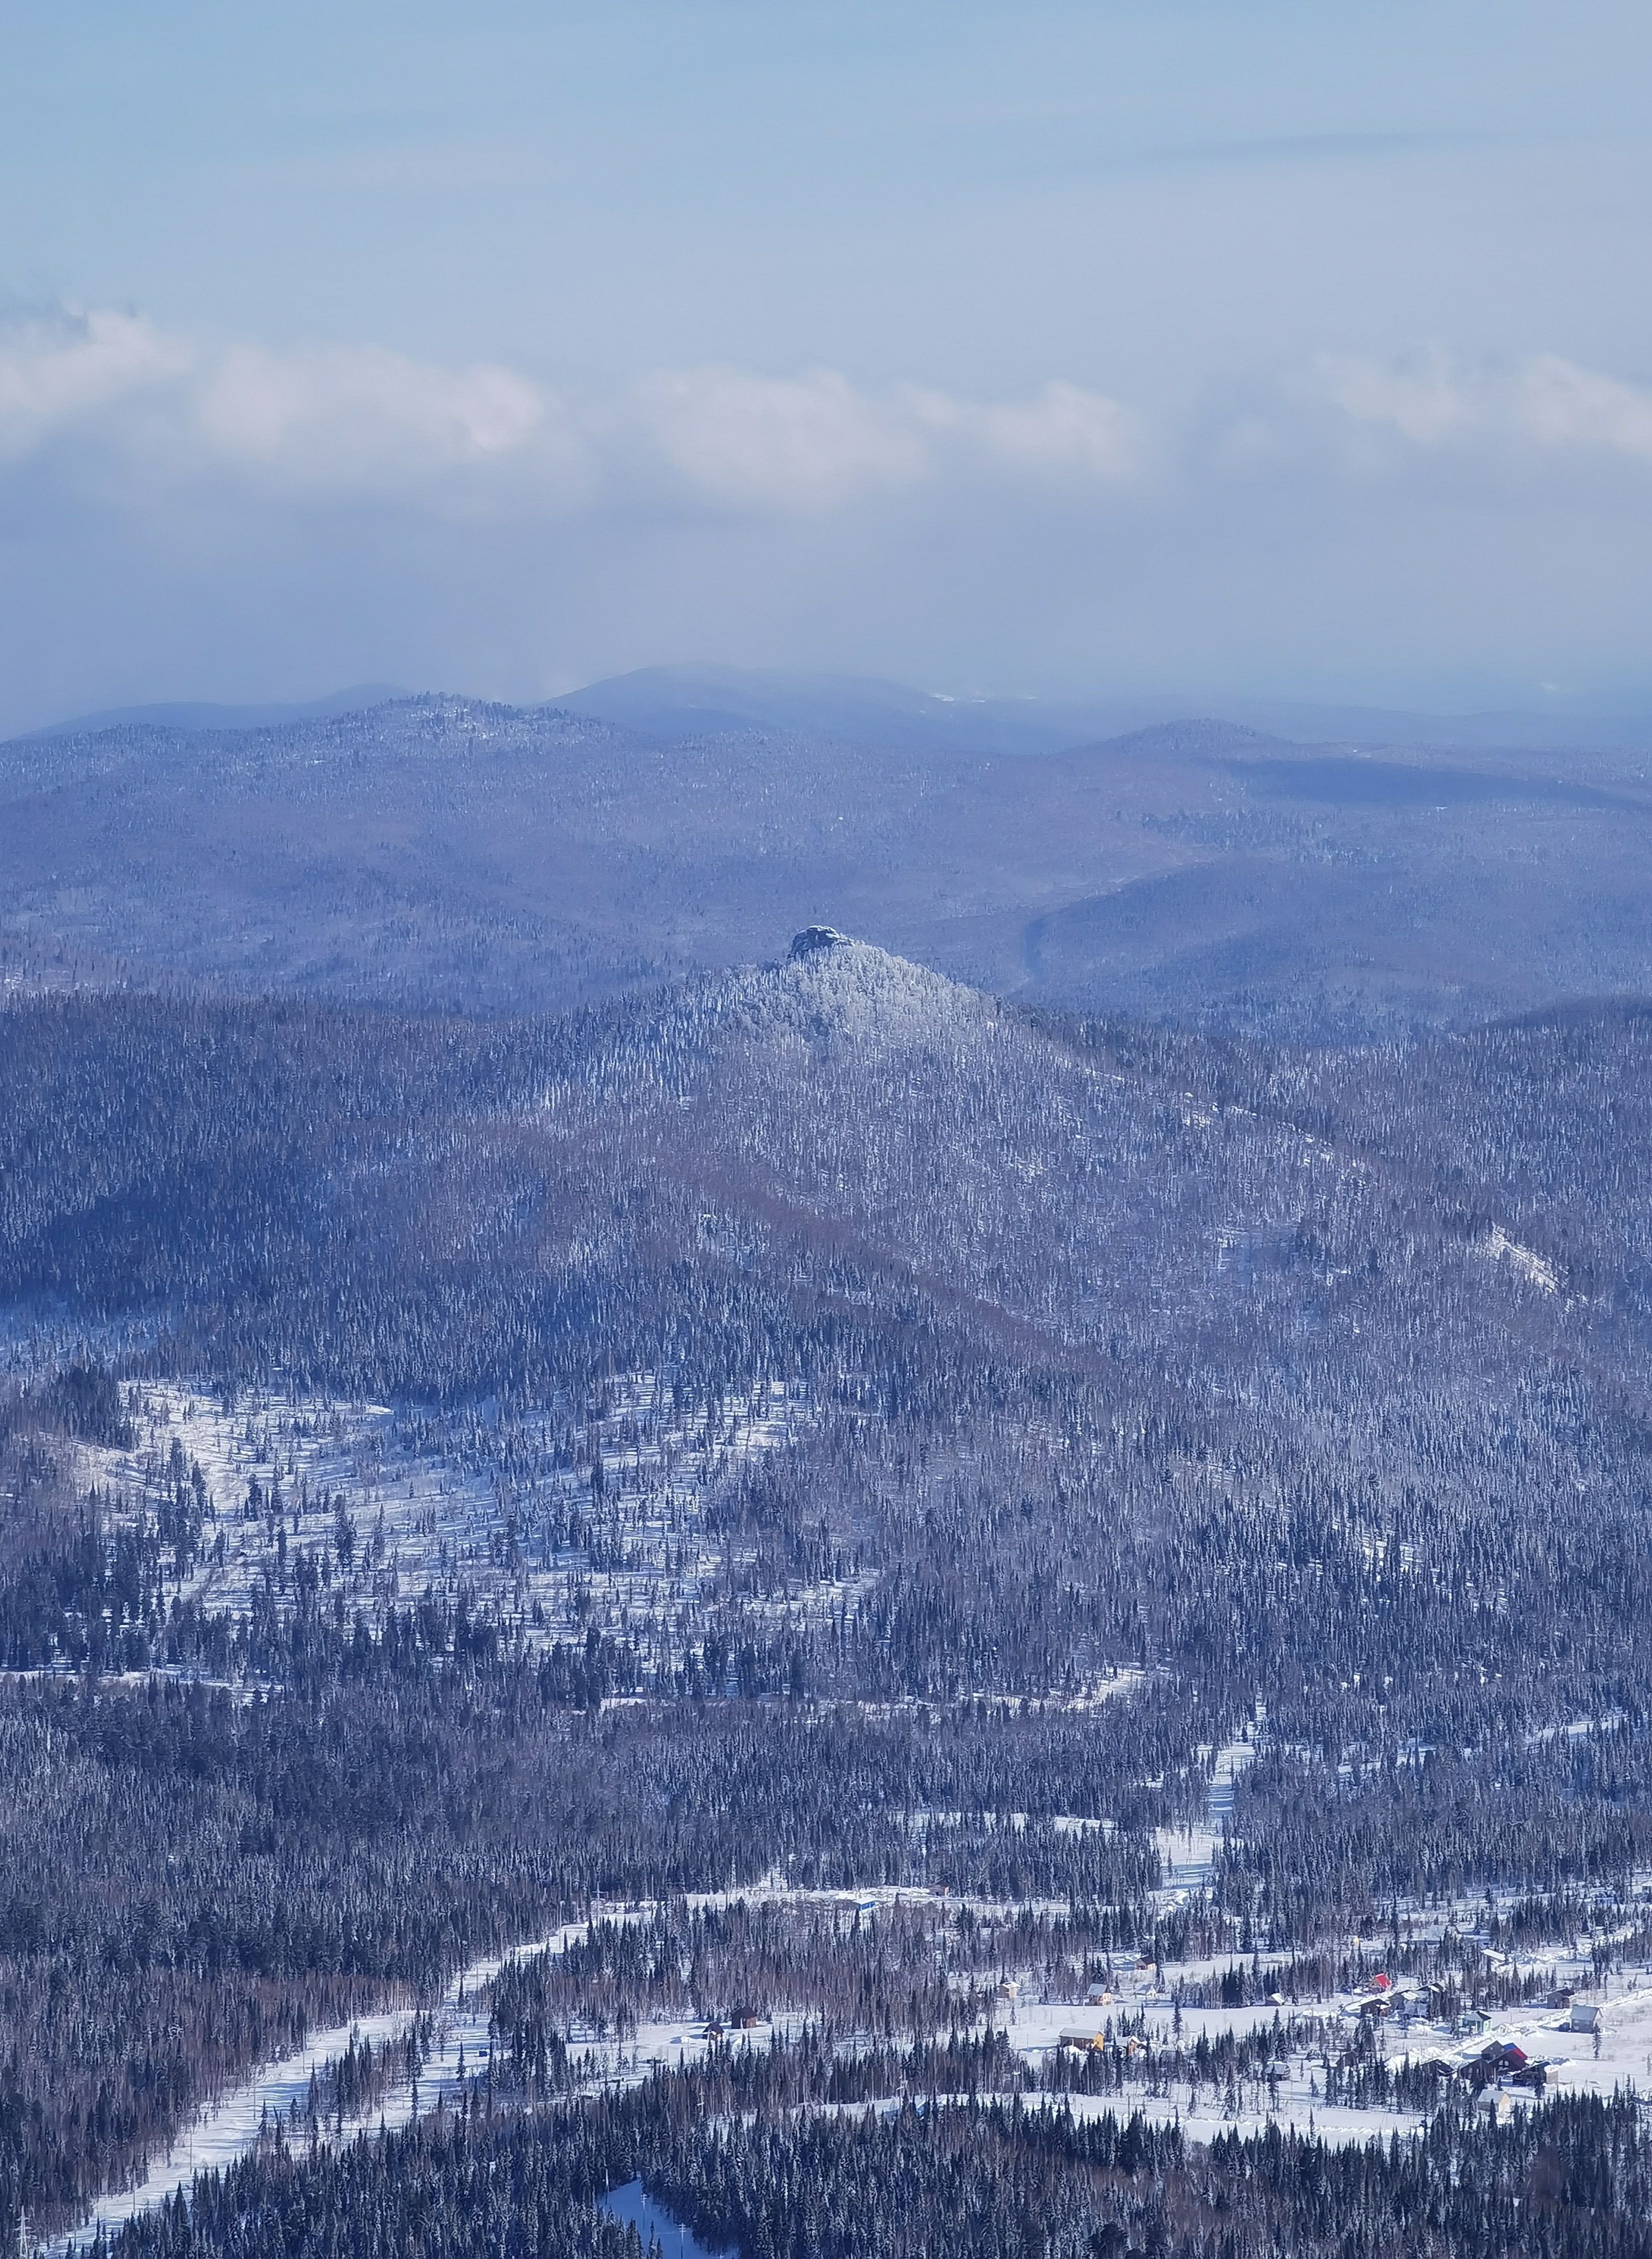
[
  {"left": 853, "top": 1669, "right": 1145, "bottom": 1722},
  {"left": 61, "top": 1372, "right": 1152, "bottom": 1716},
  {"left": 1478, "top": 1223, "right": 1562, "bottom": 1295}
]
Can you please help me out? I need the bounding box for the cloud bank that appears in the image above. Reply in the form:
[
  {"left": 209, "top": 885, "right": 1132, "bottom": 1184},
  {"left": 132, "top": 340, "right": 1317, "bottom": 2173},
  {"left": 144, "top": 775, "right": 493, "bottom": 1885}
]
[
  {"left": 0, "top": 307, "right": 1144, "bottom": 515},
  {"left": 4, "top": 304, "right": 1652, "bottom": 727},
  {"left": 1314, "top": 350, "right": 1652, "bottom": 463}
]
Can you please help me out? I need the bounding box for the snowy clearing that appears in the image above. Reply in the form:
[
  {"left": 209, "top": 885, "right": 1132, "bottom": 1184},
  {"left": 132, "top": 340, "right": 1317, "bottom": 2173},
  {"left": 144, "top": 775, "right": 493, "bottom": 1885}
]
[{"left": 75, "top": 1373, "right": 859, "bottom": 1675}]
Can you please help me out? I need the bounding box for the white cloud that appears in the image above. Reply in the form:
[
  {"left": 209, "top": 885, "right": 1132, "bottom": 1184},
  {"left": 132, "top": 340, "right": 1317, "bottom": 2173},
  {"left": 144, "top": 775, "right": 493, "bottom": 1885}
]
[
  {"left": 6, "top": 308, "right": 1652, "bottom": 566},
  {"left": 195, "top": 342, "right": 547, "bottom": 482},
  {"left": 0, "top": 306, "right": 562, "bottom": 497},
  {"left": 0, "top": 308, "right": 192, "bottom": 457},
  {"left": 627, "top": 368, "right": 1143, "bottom": 510},
  {"left": 1512, "top": 355, "right": 1652, "bottom": 461},
  {"left": 1315, "top": 351, "right": 1471, "bottom": 446},
  {"left": 1317, "top": 349, "right": 1652, "bottom": 464},
  {"left": 904, "top": 378, "right": 1143, "bottom": 482},
  {"left": 629, "top": 366, "right": 931, "bottom": 511},
  {"left": 0, "top": 304, "right": 1144, "bottom": 516}
]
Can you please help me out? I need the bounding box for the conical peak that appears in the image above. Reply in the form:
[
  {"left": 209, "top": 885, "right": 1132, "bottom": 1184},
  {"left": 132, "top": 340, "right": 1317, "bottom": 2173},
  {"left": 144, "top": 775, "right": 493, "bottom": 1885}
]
[{"left": 735, "top": 930, "right": 990, "bottom": 1054}]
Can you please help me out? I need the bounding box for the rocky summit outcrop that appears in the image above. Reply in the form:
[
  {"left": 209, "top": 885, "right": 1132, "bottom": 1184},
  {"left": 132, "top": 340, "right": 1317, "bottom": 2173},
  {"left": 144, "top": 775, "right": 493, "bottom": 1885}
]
[{"left": 789, "top": 926, "right": 847, "bottom": 960}]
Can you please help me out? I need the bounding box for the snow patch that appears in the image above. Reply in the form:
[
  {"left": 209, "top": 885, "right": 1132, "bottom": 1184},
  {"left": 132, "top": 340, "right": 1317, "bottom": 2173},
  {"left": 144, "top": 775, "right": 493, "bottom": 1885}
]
[{"left": 1478, "top": 1224, "right": 1560, "bottom": 1294}]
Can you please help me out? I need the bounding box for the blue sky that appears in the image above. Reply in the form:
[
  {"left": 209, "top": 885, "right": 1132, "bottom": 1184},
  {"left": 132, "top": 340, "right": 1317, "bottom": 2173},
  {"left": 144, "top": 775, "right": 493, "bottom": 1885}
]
[{"left": 3, "top": 2, "right": 1651, "bottom": 727}]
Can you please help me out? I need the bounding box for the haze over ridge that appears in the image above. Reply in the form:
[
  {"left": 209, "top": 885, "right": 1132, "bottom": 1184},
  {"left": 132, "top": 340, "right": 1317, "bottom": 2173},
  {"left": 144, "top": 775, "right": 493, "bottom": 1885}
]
[
  {"left": 5, "top": 676, "right": 1651, "bottom": 1043},
  {"left": 5, "top": 3, "right": 1652, "bottom": 727}
]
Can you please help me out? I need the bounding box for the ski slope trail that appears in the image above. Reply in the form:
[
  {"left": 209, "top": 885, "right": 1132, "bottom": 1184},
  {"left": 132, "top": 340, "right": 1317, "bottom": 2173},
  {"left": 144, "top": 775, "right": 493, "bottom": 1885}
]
[{"left": 52, "top": 1921, "right": 598, "bottom": 2255}]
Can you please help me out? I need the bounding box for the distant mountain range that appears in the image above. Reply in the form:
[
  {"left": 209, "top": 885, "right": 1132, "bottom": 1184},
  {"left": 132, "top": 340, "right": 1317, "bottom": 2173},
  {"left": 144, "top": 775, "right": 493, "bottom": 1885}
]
[
  {"left": 557, "top": 662, "right": 1652, "bottom": 758},
  {"left": 22, "top": 683, "right": 410, "bottom": 739},
  {"left": 4, "top": 672, "right": 1651, "bottom": 1039},
  {"left": 27, "top": 663, "right": 1652, "bottom": 757}
]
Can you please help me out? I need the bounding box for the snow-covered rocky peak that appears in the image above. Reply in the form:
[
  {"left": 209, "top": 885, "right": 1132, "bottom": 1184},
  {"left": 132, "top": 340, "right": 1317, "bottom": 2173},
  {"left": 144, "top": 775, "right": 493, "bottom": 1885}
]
[
  {"left": 733, "top": 931, "right": 991, "bottom": 1055},
  {"left": 551, "top": 932, "right": 1000, "bottom": 1117}
]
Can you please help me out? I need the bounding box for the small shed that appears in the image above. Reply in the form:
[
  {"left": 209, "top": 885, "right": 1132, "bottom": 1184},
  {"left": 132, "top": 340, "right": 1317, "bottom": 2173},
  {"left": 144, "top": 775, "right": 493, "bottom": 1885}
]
[{"left": 1569, "top": 2001, "right": 1601, "bottom": 2032}]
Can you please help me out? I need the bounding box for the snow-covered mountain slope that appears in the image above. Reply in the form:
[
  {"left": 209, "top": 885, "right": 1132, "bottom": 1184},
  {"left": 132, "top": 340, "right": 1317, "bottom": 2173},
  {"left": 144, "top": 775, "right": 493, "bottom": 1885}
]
[{"left": 522, "top": 934, "right": 1607, "bottom": 1405}]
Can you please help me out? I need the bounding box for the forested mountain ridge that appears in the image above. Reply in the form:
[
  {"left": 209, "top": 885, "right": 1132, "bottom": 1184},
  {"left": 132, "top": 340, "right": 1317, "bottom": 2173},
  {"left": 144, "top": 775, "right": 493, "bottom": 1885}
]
[
  {"left": 3, "top": 938, "right": 1648, "bottom": 1747},
  {"left": 5, "top": 689, "right": 1652, "bottom": 1036},
  {"left": 4, "top": 936, "right": 1652, "bottom": 2253},
  {"left": 3, "top": 934, "right": 1638, "bottom": 1397}
]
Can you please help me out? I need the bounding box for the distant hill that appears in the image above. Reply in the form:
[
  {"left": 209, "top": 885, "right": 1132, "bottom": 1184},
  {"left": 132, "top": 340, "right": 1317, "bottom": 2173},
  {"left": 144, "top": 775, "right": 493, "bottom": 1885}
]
[
  {"left": 3, "top": 688, "right": 1651, "bottom": 1037},
  {"left": 560, "top": 662, "right": 1652, "bottom": 757},
  {"left": 20, "top": 683, "right": 410, "bottom": 740},
  {"left": 556, "top": 663, "right": 1141, "bottom": 757},
  {"left": 7, "top": 933, "right": 1643, "bottom": 1406}
]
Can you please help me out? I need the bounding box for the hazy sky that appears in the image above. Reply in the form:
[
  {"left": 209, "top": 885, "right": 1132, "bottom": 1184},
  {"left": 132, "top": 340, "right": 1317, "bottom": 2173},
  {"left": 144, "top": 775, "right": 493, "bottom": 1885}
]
[{"left": 3, "top": 1, "right": 1651, "bottom": 728}]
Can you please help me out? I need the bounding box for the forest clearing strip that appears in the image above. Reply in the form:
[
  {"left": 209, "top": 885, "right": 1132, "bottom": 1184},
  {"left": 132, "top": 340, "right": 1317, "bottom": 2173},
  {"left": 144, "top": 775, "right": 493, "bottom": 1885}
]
[{"left": 50, "top": 1922, "right": 596, "bottom": 2256}]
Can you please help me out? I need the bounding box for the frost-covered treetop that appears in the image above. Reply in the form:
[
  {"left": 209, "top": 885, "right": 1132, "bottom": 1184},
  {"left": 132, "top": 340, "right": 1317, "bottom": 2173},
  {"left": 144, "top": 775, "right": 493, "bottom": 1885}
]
[
  {"left": 544, "top": 933, "right": 996, "bottom": 1116},
  {"left": 721, "top": 932, "right": 992, "bottom": 1054}
]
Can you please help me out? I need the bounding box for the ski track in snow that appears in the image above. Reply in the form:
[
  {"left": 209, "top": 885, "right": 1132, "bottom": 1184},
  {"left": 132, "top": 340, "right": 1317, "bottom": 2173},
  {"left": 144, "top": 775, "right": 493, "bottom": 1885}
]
[
  {"left": 55, "top": 1923, "right": 593, "bottom": 2255},
  {"left": 47, "top": 1884, "right": 983, "bottom": 2255},
  {"left": 1153, "top": 1733, "right": 1256, "bottom": 1894}
]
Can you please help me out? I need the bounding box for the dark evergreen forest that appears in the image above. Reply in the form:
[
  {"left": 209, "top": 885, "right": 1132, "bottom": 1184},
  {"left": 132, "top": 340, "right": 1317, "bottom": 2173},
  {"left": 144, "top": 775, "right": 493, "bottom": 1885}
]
[{"left": 3, "top": 935, "right": 1650, "bottom": 2253}]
